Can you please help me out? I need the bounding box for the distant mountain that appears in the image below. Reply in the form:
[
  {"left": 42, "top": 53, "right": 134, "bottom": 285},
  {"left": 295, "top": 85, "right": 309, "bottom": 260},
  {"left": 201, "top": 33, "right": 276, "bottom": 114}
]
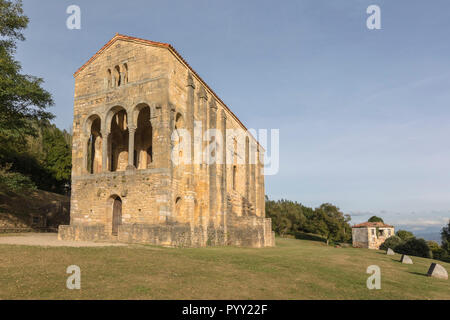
[
  {"left": 414, "top": 232, "right": 442, "bottom": 244},
  {"left": 395, "top": 224, "right": 443, "bottom": 244}
]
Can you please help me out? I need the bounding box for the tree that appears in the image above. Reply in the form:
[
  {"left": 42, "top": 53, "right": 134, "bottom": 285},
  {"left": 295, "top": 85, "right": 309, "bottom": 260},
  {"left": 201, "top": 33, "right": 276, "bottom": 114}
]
[
  {"left": 368, "top": 216, "right": 384, "bottom": 223},
  {"left": 395, "top": 238, "right": 432, "bottom": 259},
  {"left": 41, "top": 124, "right": 71, "bottom": 182},
  {"left": 0, "top": 0, "right": 53, "bottom": 144},
  {"left": 309, "top": 203, "right": 351, "bottom": 245},
  {"left": 265, "top": 198, "right": 351, "bottom": 244},
  {"left": 0, "top": 1, "right": 73, "bottom": 194},
  {"left": 441, "top": 220, "right": 450, "bottom": 252},
  {"left": 396, "top": 230, "right": 414, "bottom": 241},
  {"left": 379, "top": 235, "right": 403, "bottom": 251},
  {"left": 426, "top": 241, "right": 448, "bottom": 261}
]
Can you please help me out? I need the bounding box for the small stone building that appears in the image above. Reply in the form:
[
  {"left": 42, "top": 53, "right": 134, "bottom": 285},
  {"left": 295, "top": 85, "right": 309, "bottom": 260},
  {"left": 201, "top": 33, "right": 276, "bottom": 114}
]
[
  {"left": 351, "top": 222, "right": 395, "bottom": 249},
  {"left": 58, "top": 34, "right": 275, "bottom": 247}
]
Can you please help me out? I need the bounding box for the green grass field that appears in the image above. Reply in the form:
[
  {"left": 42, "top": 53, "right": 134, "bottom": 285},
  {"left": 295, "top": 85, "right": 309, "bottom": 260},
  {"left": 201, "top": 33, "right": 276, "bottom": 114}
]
[{"left": 0, "top": 237, "right": 448, "bottom": 299}]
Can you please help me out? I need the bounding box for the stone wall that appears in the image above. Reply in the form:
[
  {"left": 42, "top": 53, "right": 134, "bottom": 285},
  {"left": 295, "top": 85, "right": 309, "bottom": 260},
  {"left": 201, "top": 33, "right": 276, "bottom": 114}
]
[
  {"left": 352, "top": 227, "right": 395, "bottom": 249},
  {"left": 352, "top": 228, "right": 369, "bottom": 248},
  {"left": 59, "top": 215, "right": 274, "bottom": 248}
]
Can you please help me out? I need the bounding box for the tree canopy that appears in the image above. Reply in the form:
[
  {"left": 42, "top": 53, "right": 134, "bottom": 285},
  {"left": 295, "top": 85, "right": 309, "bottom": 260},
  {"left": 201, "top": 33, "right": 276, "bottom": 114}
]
[
  {"left": 0, "top": 0, "right": 53, "bottom": 144},
  {"left": 368, "top": 216, "right": 384, "bottom": 223},
  {"left": 442, "top": 220, "right": 450, "bottom": 252},
  {"left": 0, "top": 0, "right": 71, "bottom": 194},
  {"left": 266, "top": 198, "right": 352, "bottom": 244},
  {"left": 396, "top": 230, "right": 414, "bottom": 241}
]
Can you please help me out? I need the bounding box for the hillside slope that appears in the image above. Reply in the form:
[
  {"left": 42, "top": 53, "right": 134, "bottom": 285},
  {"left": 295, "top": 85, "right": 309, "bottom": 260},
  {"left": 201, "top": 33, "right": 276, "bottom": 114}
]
[
  {"left": 0, "top": 187, "right": 69, "bottom": 230},
  {"left": 0, "top": 237, "right": 448, "bottom": 299}
]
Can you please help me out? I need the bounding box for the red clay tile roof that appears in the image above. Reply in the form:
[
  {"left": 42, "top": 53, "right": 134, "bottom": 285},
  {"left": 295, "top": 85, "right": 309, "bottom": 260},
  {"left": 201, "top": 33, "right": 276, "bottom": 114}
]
[
  {"left": 352, "top": 222, "right": 394, "bottom": 228},
  {"left": 73, "top": 33, "right": 258, "bottom": 142}
]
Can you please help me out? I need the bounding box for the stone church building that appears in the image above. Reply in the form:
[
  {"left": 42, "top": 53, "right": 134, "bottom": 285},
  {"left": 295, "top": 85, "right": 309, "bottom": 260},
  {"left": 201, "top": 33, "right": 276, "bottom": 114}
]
[{"left": 58, "top": 34, "right": 275, "bottom": 247}]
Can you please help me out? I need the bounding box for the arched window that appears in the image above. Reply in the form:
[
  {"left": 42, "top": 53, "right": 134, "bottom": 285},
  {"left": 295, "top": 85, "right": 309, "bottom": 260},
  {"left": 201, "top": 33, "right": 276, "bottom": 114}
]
[
  {"left": 232, "top": 165, "right": 237, "bottom": 190},
  {"left": 135, "top": 105, "right": 152, "bottom": 169},
  {"left": 107, "top": 69, "right": 112, "bottom": 88},
  {"left": 232, "top": 138, "right": 238, "bottom": 191},
  {"left": 194, "top": 199, "right": 201, "bottom": 224},
  {"left": 114, "top": 65, "right": 121, "bottom": 87},
  {"left": 175, "top": 196, "right": 182, "bottom": 217},
  {"left": 109, "top": 109, "right": 128, "bottom": 172},
  {"left": 122, "top": 63, "right": 128, "bottom": 84},
  {"left": 86, "top": 116, "right": 102, "bottom": 174},
  {"left": 174, "top": 113, "right": 184, "bottom": 160}
]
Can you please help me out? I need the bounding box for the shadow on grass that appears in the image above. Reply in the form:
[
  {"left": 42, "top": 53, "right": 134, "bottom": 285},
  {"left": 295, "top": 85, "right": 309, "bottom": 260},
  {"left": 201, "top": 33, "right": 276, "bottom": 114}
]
[
  {"left": 293, "top": 232, "right": 326, "bottom": 243},
  {"left": 409, "top": 271, "right": 428, "bottom": 277}
]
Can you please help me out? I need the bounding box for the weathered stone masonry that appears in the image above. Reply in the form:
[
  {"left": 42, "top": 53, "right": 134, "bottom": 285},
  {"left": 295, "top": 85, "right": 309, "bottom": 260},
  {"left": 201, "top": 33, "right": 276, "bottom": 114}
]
[
  {"left": 58, "top": 34, "right": 275, "bottom": 247},
  {"left": 352, "top": 222, "right": 395, "bottom": 250}
]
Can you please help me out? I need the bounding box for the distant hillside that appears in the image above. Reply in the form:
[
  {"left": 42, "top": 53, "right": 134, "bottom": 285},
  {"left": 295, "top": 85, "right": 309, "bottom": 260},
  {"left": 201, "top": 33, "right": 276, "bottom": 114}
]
[
  {"left": 0, "top": 186, "right": 69, "bottom": 231},
  {"left": 395, "top": 224, "right": 444, "bottom": 244},
  {"left": 414, "top": 231, "right": 442, "bottom": 244}
]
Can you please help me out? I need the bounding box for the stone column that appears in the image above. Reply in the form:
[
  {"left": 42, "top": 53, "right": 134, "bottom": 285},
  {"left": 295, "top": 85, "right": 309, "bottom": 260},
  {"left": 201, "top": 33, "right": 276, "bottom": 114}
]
[
  {"left": 259, "top": 148, "right": 266, "bottom": 217},
  {"left": 198, "top": 86, "right": 208, "bottom": 227},
  {"left": 127, "top": 126, "right": 136, "bottom": 170},
  {"left": 83, "top": 135, "right": 90, "bottom": 174},
  {"left": 187, "top": 73, "right": 195, "bottom": 188},
  {"left": 221, "top": 110, "right": 227, "bottom": 214},
  {"left": 149, "top": 105, "right": 163, "bottom": 168},
  {"left": 101, "top": 130, "right": 109, "bottom": 172},
  {"left": 245, "top": 136, "right": 250, "bottom": 201},
  {"left": 168, "top": 106, "right": 176, "bottom": 174},
  {"left": 221, "top": 110, "right": 228, "bottom": 241},
  {"left": 158, "top": 104, "right": 175, "bottom": 223},
  {"left": 208, "top": 99, "right": 218, "bottom": 219},
  {"left": 255, "top": 146, "right": 260, "bottom": 217},
  {"left": 250, "top": 138, "right": 256, "bottom": 214}
]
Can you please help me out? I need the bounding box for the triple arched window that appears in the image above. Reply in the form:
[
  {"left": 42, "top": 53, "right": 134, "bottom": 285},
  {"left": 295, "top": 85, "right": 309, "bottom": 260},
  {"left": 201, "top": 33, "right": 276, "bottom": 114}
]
[{"left": 106, "top": 63, "right": 128, "bottom": 88}]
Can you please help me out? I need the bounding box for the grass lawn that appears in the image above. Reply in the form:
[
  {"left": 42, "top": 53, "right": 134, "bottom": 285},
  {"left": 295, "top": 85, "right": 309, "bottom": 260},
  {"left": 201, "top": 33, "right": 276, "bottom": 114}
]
[{"left": 0, "top": 237, "right": 448, "bottom": 299}]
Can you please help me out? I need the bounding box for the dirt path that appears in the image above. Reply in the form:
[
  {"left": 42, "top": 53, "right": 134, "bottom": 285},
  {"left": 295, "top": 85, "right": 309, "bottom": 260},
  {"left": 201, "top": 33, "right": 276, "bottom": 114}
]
[{"left": 0, "top": 233, "right": 126, "bottom": 247}]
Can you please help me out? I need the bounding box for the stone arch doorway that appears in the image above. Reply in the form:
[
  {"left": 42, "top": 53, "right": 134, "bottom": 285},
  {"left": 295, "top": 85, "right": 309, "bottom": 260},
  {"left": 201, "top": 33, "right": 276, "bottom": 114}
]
[{"left": 110, "top": 196, "right": 122, "bottom": 236}]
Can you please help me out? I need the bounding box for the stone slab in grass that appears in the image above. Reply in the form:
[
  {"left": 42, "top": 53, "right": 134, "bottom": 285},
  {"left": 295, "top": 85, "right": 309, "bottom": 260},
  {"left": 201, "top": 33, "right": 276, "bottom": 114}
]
[
  {"left": 427, "top": 263, "right": 448, "bottom": 280},
  {"left": 387, "top": 248, "right": 395, "bottom": 255},
  {"left": 401, "top": 254, "right": 413, "bottom": 264}
]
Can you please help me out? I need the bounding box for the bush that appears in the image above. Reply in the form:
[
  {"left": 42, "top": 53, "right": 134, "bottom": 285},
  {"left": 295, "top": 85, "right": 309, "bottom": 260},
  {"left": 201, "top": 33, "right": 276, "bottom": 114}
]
[
  {"left": 395, "top": 238, "right": 432, "bottom": 259},
  {"left": 431, "top": 247, "right": 449, "bottom": 262},
  {"left": 0, "top": 164, "right": 37, "bottom": 192},
  {"left": 368, "top": 216, "right": 384, "bottom": 223},
  {"left": 380, "top": 235, "right": 403, "bottom": 251},
  {"left": 396, "top": 230, "right": 414, "bottom": 241}
]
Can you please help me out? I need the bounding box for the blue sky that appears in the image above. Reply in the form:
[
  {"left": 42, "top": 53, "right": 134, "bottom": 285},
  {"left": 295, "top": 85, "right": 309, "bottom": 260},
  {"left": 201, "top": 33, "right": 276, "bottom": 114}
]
[{"left": 16, "top": 0, "right": 450, "bottom": 235}]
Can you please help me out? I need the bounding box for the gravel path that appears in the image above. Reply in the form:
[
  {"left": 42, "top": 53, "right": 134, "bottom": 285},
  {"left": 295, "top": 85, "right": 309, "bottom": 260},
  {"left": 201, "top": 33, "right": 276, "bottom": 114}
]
[{"left": 0, "top": 233, "right": 126, "bottom": 247}]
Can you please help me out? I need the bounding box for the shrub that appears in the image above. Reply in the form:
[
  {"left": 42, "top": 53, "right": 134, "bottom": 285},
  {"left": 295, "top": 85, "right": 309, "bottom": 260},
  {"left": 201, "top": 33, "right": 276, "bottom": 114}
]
[
  {"left": 396, "top": 230, "right": 414, "bottom": 241},
  {"left": 0, "top": 164, "right": 37, "bottom": 192},
  {"left": 395, "top": 238, "right": 432, "bottom": 258},
  {"left": 368, "top": 216, "right": 384, "bottom": 223},
  {"left": 427, "top": 241, "right": 440, "bottom": 251},
  {"left": 380, "top": 235, "right": 403, "bottom": 251},
  {"left": 431, "top": 247, "right": 449, "bottom": 262}
]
